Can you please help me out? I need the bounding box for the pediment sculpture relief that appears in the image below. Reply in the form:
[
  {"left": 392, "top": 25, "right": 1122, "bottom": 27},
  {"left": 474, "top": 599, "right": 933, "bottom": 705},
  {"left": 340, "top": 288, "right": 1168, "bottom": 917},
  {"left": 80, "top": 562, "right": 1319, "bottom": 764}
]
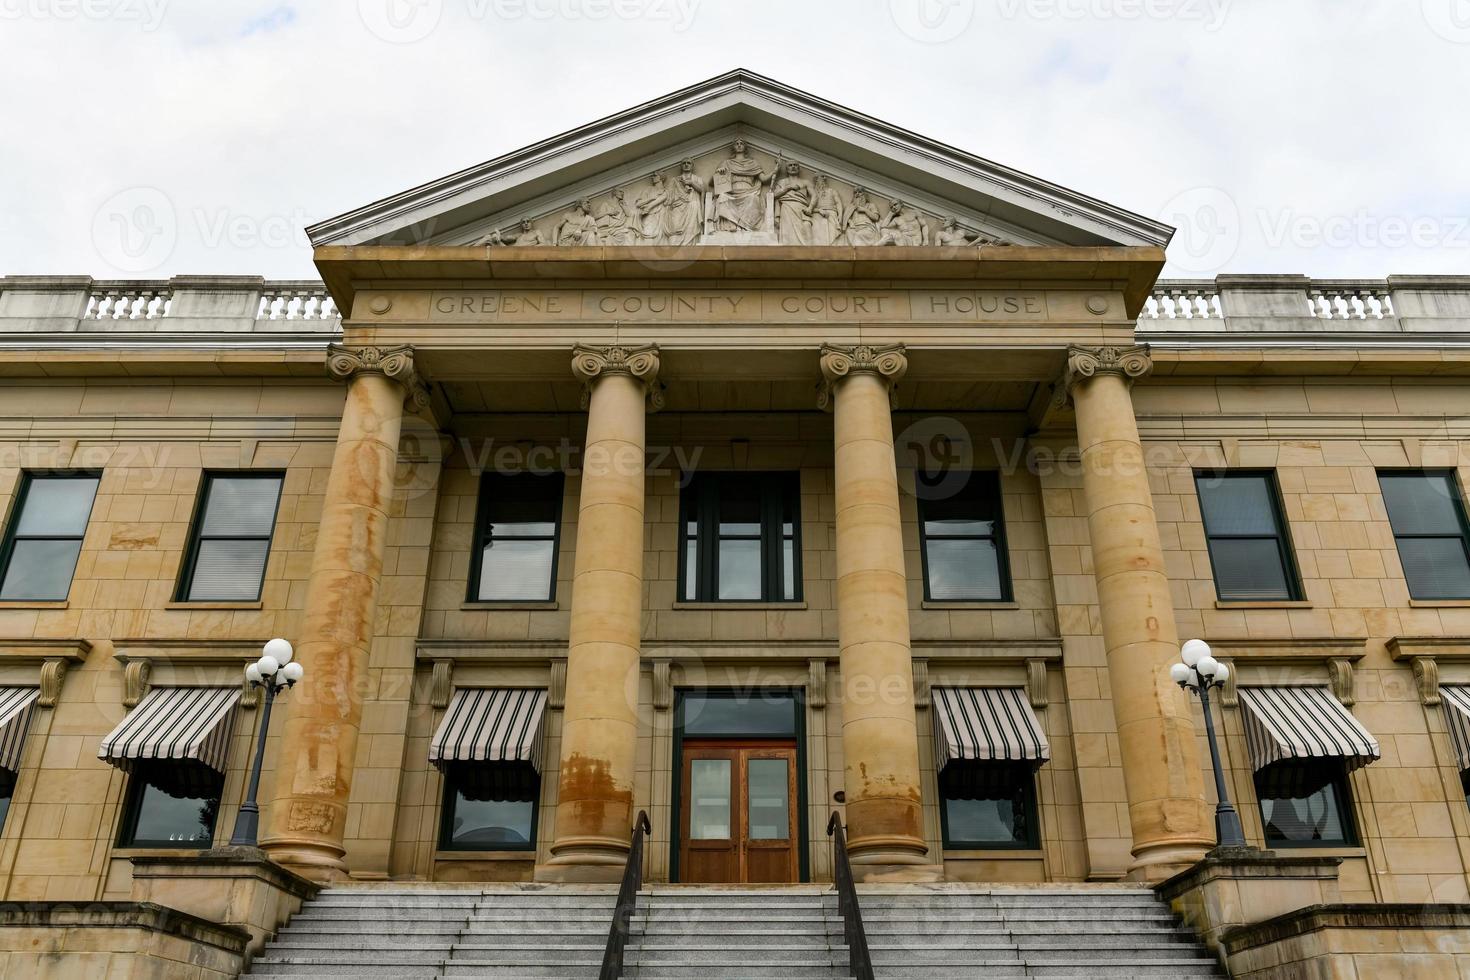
[{"left": 470, "top": 139, "right": 1011, "bottom": 248}]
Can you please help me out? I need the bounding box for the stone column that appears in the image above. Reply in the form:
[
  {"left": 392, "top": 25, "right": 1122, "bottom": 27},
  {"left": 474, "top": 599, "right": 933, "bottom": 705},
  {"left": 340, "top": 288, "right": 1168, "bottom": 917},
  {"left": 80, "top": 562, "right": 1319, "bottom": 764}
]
[
  {"left": 1065, "top": 344, "right": 1212, "bottom": 880},
  {"left": 819, "top": 343, "right": 930, "bottom": 873},
  {"left": 540, "top": 343, "right": 661, "bottom": 881},
  {"left": 262, "top": 344, "right": 427, "bottom": 881}
]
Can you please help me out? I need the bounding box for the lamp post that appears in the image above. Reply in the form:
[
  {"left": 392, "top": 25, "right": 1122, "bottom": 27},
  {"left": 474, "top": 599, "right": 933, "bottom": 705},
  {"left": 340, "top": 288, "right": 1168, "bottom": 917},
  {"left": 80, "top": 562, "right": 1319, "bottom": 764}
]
[
  {"left": 228, "top": 638, "right": 303, "bottom": 848},
  {"left": 1170, "top": 638, "right": 1247, "bottom": 849}
]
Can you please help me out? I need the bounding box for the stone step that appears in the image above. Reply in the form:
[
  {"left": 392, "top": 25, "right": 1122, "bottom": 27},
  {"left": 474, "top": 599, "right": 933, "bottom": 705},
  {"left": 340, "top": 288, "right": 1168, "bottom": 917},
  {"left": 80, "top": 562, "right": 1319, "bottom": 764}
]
[{"left": 629, "top": 920, "right": 841, "bottom": 935}]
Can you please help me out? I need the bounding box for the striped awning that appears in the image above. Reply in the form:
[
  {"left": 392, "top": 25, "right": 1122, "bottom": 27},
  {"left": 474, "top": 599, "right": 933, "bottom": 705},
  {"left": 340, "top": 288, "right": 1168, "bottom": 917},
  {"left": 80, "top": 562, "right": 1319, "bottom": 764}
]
[
  {"left": 429, "top": 688, "right": 548, "bottom": 773},
  {"left": 1237, "top": 686, "right": 1380, "bottom": 773},
  {"left": 98, "top": 687, "right": 241, "bottom": 776},
  {"left": 0, "top": 688, "right": 38, "bottom": 774},
  {"left": 932, "top": 687, "right": 1050, "bottom": 771},
  {"left": 1440, "top": 686, "right": 1470, "bottom": 773}
]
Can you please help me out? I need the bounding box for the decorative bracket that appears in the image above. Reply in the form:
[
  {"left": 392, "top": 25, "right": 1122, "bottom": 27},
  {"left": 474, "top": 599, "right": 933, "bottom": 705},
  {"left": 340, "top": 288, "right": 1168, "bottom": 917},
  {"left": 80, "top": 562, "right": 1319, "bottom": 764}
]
[
  {"left": 912, "top": 658, "right": 931, "bottom": 709},
  {"left": 817, "top": 343, "right": 907, "bottom": 411},
  {"left": 1385, "top": 636, "right": 1470, "bottom": 706},
  {"left": 1327, "top": 658, "right": 1356, "bottom": 707},
  {"left": 0, "top": 639, "right": 91, "bottom": 709},
  {"left": 807, "top": 659, "right": 827, "bottom": 710},
  {"left": 38, "top": 658, "right": 69, "bottom": 708},
  {"left": 1025, "top": 659, "right": 1048, "bottom": 709},
  {"left": 1413, "top": 656, "right": 1441, "bottom": 707},
  {"left": 1218, "top": 657, "right": 1239, "bottom": 707},
  {"left": 430, "top": 659, "right": 454, "bottom": 710},
  {"left": 548, "top": 658, "right": 568, "bottom": 710},
  {"left": 652, "top": 659, "right": 673, "bottom": 711},
  {"left": 123, "top": 659, "right": 152, "bottom": 709}
]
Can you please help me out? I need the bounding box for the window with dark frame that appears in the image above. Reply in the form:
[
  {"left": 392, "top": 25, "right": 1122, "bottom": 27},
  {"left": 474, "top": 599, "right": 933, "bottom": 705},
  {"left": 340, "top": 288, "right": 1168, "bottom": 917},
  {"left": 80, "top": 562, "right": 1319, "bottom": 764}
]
[
  {"left": 116, "top": 760, "right": 223, "bottom": 848},
  {"left": 0, "top": 769, "right": 14, "bottom": 835},
  {"left": 438, "top": 761, "right": 539, "bottom": 851},
  {"left": 468, "top": 472, "right": 564, "bottom": 602},
  {"left": 679, "top": 472, "right": 801, "bottom": 603},
  {"left": 1254, "top": 759, "right": 1358, "bottom": 848},
  {"left": 0, "top": 473, "right": 99, "bottom": 601},
  {"left": 939, "top": 760, "right": 1038, "bottom": 849},
  {"left": 916, "top": 470, "right": 1011, "bottom": 602},
  {"left": 177, "top": 473, "right": 283, "bottom": 602},
  {"left": 1378, "top": 470, "right": 1470, "bottom": 601},
  {"left": 1195, "top": 471, "right": 1301, "bottom": 602}
]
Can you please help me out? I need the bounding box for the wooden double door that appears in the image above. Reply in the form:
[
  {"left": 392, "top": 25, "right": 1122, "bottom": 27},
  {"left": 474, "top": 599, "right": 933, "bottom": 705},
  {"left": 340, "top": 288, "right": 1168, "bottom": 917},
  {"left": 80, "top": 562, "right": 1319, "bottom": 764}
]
[{"left": 678, "top": 739, "right": 799, "bottom": 883}]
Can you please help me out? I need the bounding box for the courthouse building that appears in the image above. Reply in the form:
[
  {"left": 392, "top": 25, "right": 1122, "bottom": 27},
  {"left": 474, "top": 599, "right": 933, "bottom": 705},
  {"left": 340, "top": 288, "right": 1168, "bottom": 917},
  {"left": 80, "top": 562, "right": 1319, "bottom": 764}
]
[{"left": 0, "top": 70, "right": 1469, "bottom": 976}]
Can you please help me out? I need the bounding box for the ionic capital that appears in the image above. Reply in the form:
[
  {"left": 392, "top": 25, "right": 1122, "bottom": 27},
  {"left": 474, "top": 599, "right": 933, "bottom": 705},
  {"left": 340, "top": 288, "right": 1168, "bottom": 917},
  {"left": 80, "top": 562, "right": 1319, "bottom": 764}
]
[
  {"left": 1061, "top": 344, "right": 1152, "bottom": 402},
  {"left": 571, "top": 343, "right": 663, "bottom": 411},
  {"left": 816, "top": 342, "right": 907, "bottom": 411},
  {"left": 326, "top": 344, "right": 431, "bottom": 412}
]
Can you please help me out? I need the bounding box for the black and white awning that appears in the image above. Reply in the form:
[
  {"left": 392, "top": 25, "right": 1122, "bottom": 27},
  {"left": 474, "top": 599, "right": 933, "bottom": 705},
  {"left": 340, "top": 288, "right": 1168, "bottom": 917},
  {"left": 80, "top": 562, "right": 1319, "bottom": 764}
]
[
  {"left": 932, "top": 687, "right": 1049, "bottom": 771},
  {"left": 98, "top": 687, "right": 241, "bottom": 775},
  {"left": 1237, "top": 686, "right": 1380, "bottom": 773},
  {"left": 0, "top": 687, "right": 39, "bottom": 774},
  {"left": 1440, "top": 686, "right": 1470, "bottom": 773},
  {"left": 429, "top": 688, "right": 548, "bottom": 773}
]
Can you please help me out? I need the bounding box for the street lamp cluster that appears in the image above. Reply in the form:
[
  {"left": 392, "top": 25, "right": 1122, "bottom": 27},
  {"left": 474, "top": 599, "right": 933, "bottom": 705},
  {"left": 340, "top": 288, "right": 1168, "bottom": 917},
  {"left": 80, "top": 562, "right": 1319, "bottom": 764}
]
[
  {"left": 1170, "top": 638, "right": 1247, "bottom": 849},
  {"left": 228, "top": 638, "right": 304, "bottom": 848}
]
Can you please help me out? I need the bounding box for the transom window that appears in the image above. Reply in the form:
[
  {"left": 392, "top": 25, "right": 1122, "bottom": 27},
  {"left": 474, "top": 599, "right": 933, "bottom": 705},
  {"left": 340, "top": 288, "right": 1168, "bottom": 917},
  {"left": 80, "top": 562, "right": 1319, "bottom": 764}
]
[
  {"left": 916, "top": 470, "right": 1011, "bottom": 602},
  {"left": 469, "top": 473, "right": 564, "bottom": 602},
  {"left": 679, "top": 473, "right": 801, "bottom": 602},
  {"left": 178, "top": 473, "right": 283, "bottom": 602},
  {"left": 939, "top": 761, "right": 1038, "bottom": 849},
  {"left": 0, "top": 473, "right": 99, "bottom": 601},
  {"left": 1254, "top": 760, "right": 1357, "bottom": 848},
  {"left": 1195, "top": 471, "right": 1301, "bottom": 602},
  {"left": 117, "top": 760, "right": 223, "bottom": 849},
  {"left": 1378, "top": 470, "right": 1470, "bottom": 600}
]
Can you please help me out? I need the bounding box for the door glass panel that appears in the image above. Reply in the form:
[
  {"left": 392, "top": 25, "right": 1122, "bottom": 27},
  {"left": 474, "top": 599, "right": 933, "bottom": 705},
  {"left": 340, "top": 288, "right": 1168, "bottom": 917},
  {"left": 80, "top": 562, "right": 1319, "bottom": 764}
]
[
  {"left": 747, "top": 758, "right": 789, "bottom": 840},
  {"left": 690, "top": 759, "right": 731, "bottom": 839}
]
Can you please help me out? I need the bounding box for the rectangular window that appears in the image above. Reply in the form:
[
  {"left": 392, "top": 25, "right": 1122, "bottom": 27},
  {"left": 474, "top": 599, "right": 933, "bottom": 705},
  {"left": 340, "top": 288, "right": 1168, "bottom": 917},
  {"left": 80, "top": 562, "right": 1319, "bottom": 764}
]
[
  {"left": 439, "top": 761, "right": 539, "bottom": 850},
  {"left": 679, "top": 473, "right": 801, "bottom": 603},
  {"left": 469, "top": 473, "right": 564, "bottom": 602},
  {"left": 1196, "top": 471, "right": 1301, "bottom": 602},
  {"left": 0, "top": 770, "right": 14, "bottom": 835},
  {"left": 1255, "top": 760, "right": 1357, "bottom": 848},
  {"left": 0, "top": 473, "right": 99, "bottom": 601},
  {"left": 1379, "top": 471, "right": 1470, "bottom": 600},
  {"left": 177, "top": 473, "right": 283, "bottom": 602},
  {"left": 917, "top": 470, "right": 1011, "bottom": 602},
  {"left": 117, "top": 760, "right": 223, "bottom": 848},
  {"left": 939, "top": 761, "right": 1039, "bottom": 849}
]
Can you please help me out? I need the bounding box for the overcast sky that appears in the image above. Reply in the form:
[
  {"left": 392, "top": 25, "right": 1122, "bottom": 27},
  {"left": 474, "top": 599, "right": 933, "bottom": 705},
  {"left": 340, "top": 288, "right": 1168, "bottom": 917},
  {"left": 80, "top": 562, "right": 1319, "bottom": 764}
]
[{"left": 1, "top": 0, "right": 1465, "bottom": 281}]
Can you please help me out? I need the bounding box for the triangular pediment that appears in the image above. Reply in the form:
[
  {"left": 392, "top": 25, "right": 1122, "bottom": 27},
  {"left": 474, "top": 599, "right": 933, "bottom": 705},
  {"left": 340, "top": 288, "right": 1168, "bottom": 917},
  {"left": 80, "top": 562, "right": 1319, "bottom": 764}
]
[{"left": 308, "top": 70, "right": 1172, "bottom": 251}]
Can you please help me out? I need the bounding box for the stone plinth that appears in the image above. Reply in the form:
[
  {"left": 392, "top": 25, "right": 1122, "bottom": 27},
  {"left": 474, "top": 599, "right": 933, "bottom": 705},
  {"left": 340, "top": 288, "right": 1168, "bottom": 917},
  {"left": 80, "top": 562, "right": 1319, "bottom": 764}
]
[
  {"left": 130, "top": 846, "right": 320, "bottom": 958},
  {"left": 0, "top": 901, "right": 249, "bottom": 979},
  {"left": 1223, "top": 904, "right": 1470, "bottom": 979}
]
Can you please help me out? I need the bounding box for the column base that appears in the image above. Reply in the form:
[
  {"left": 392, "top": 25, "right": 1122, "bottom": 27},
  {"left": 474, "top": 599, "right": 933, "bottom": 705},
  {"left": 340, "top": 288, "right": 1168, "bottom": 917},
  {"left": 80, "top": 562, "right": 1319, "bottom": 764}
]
[
  {"left": 259, "top": 839, "right": 351, "bottom": 885},
  {"left": 1124, "top": 838, "right": 1213, "bottom": 883},
  {"left": 851, "top": 863, "right": 945, "bottom": 884},
  {"left": 536, "top": 835, "right": 631, "bottom": 883}
]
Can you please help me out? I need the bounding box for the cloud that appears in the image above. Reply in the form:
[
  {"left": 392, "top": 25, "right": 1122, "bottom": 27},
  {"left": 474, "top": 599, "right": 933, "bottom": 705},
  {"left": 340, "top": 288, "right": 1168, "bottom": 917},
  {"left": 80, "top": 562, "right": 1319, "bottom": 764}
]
[{"left": 0, "top": 0, "right": 1464, "bottom": 279}]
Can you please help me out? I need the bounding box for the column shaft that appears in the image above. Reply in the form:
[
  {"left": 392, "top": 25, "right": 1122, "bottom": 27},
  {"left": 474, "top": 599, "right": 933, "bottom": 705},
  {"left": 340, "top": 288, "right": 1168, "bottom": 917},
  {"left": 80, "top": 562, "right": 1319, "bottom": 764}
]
[
  {"left": 263, "top": 345, "right": 420, "bottom": 881},
  {"left": 1068, "top": 345, "right": 1211, "bottom": 880},
  {"left": 541, "top": 344, "right": 659, "bottom": 880},
  {"left": 822, "top": 344, "right": 929, "bottom": 871}
]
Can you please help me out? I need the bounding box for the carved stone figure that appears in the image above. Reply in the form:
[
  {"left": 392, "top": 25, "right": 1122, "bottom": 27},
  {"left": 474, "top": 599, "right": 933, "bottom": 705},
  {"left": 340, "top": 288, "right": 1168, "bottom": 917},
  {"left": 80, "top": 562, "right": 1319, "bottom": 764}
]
[
  {"left": 842, "top": 187, "right": 883, "bottom": 246},
  {"left": 635, "top": 173, "right": 670, "bottom": 244},
  {"left": 710, "top": 139, "right": 775, "bottom": 234},
  {"left": 480, "top": 219, "right": 546, "bottom": 246},
  {"left": 937, "top": 217, "right": 1007, "bottom": 246},
  {"left": 808, "top": 175, "right": 845, "bottom": 246},
  {"left": 663, "top": 160, "right": 705, "bottom": 245},
  {"left": 595, "top": 188, "right": 638, "bottom": 246},
  {"left": 556, "top": 199, "right": 599, "bottom": 247},
  {"left": 773, "top": 161, "right": 814, "bottom": 245},
  {"left": 877, "top": 200, "right": 929, "bottom": 246}
]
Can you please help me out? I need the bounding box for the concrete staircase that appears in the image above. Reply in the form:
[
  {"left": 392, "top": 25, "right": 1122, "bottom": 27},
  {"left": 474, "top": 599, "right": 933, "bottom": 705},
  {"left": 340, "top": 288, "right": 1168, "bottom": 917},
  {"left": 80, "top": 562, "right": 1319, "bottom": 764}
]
[
  {"left": 244, "top": 882, "right": 1220, "bottom": 979},
  {"left": 860, "top": 884, "right": 1223, "bottom": 978}
]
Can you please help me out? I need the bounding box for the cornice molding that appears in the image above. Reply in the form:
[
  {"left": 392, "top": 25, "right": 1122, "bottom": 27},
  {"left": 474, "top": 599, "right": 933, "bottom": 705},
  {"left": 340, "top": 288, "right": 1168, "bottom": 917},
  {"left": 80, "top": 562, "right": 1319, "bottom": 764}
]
[{"left": 817, "top": 342, "right": 907, "bottom": 411}]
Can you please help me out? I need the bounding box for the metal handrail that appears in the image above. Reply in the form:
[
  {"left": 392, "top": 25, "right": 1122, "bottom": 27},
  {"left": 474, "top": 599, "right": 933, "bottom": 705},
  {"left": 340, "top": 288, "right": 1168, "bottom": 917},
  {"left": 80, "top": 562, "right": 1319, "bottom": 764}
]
[
  {"left": 599, "top": 809, "right": 652, "bottom": 980},
  {"left": 827, "top": 812, "right": 875, "bottom": 980}
]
